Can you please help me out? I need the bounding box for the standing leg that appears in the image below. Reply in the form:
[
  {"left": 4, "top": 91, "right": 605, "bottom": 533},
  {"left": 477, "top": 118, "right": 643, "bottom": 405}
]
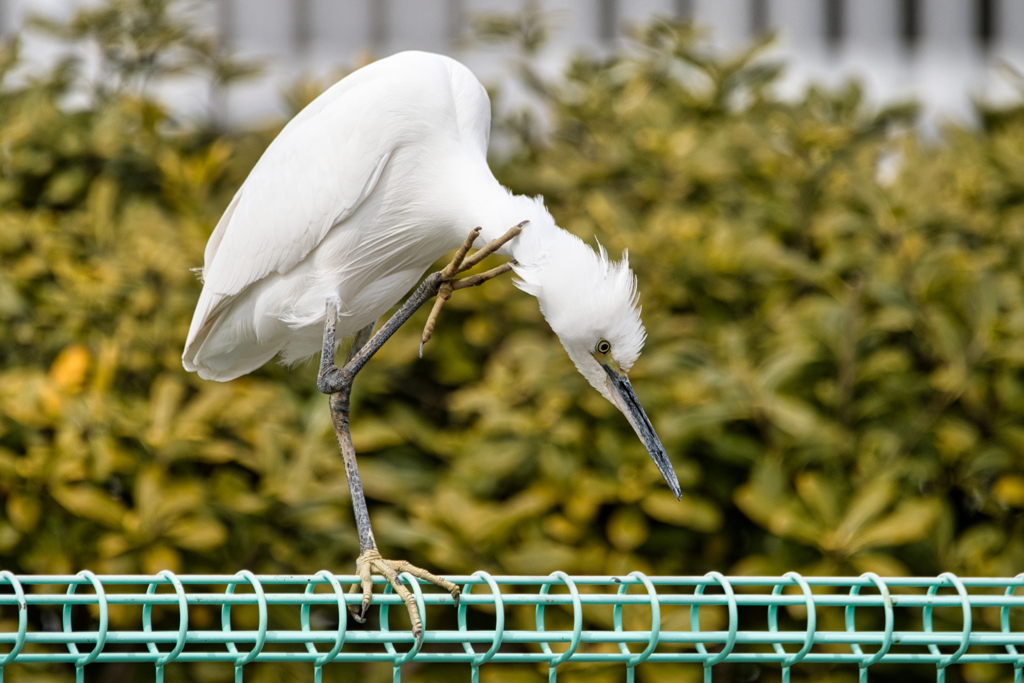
[{"left": 318, "top": 223, "right": 524, "bottom": 645}]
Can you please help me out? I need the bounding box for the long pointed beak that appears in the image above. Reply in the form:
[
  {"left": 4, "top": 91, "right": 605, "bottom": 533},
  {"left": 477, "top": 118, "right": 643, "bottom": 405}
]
[{"left": 601, "top": 363, "right": 681, "bottom": 500}]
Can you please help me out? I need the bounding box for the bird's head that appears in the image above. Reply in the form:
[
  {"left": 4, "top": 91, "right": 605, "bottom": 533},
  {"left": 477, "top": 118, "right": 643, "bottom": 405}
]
[{"left": 512, "top": 221, "right": 681, "bottom": 499}]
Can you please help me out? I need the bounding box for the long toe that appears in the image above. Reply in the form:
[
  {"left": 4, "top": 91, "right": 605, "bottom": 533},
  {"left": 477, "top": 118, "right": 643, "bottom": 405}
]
[
  {"left": 349, "top": 555, "right": 376, "bottom": 623},
  {"left": 348, "top": 601, "right": 369, "bottom": 623},
  {"left": 394, "top": 560, "right": 459, "bottom": 595},
  {"left": 349, "top": 553, "right": 458, "bottom": 643},
  {"left": 379, "top": 564, "right": 423, "bottom": 647}
]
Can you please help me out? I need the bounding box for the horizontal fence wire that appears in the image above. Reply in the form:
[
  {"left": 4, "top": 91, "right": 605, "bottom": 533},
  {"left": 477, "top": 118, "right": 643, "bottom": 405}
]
[{"left": 0, "top": 571, "right": 1022, "bottom": 683}]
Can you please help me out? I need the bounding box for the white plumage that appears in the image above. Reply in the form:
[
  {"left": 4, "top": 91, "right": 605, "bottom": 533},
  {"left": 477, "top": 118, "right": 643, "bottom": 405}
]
[
  {"left": 185, "top": 52, "right": 490, "bottom": 377},
  {"left": 183, "top": 50, "right": 678, "bottom": 497}
]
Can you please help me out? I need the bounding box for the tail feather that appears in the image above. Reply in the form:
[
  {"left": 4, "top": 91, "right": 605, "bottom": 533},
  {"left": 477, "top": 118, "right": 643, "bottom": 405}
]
[{"left": 182, "top": 289, "right": 284, "bottom": 381}]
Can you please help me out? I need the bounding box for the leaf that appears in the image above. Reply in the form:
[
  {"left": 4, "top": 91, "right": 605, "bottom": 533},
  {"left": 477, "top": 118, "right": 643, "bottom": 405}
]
[
  {"left": 847, "top": 498, "right": 941, "bottom": 553},
  {"left": 833, "top": 477, "right": 897, "bottom": 544},
  {"left": 642, "top": 490, "right": 723, "bottom": 533},
  {"left": 166, "top": 517, "right": 227, "bottom": 551},
  {"left": 0, "top": 523, "right": 20, "bottom": 553},
  {"left": 734, "top": 483, "right": 820, "bottom": 545},
  {"left": 48, "top": 344, "right": 90, "bottom": 393},
  {"left": 141, "top": 544, "right": 181, "bottom": 575},
  {"left": 794, "top": 471, "right": 841, "bottom": 528},
  {"left": 5, "top": 493, "right": 41, "bottom": 533},
  {"left": 607, "top": 506, "right": 649, "bottom": 551},
  {"left": 50, "top": 484, "right": 126, "bottom": 528},
  {"left": 993, "top": 475, "right": 1024, "bottom": 508},
  {"left": 350, "top": 418, "right": 405, "bottom": 452}
]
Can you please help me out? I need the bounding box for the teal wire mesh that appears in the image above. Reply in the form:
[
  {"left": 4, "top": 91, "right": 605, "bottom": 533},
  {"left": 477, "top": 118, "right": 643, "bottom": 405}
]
[{"left": 0, "top": 571, "right": 1022, "bottom": 683}]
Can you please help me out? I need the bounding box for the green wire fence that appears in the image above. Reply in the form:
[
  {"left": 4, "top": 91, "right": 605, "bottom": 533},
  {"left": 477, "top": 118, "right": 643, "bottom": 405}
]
[{"left": 0, "top": 570, "right": 1022, "bottom": 683}]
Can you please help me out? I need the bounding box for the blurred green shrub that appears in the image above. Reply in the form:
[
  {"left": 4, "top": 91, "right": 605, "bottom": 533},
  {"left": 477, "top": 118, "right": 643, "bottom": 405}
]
[{"left": 2, "top": 2, "right": 1024, "bottom": 682}]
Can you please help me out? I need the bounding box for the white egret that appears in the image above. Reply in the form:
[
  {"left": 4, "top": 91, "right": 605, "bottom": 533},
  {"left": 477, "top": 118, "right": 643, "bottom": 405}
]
[{"left": 183, "top": 50, "right": 678, "bottom": 641}]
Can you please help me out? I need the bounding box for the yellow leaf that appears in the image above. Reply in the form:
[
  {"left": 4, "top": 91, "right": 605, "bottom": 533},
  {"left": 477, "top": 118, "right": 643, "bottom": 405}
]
[
  {"left": 834, "top": 476, "right": 896, "bottom": 542},
  {"left": 993, "top": 475, "right": 1024, "bottom": 508},
  {"left": 350, "top": 419, "right": 404, "bottom": 452},
  {"left": 167, "top": 517, "right": 227, "bottom": 551},
  {"left": 850, "top": 552, "right": 910, "bottom": 577},
  {"left": 6, "top": 493, "right": 40, "bottom": 532},
  {"left": 643, "top": 490, "right": 723, "bottom": 532},
  {"left": 142, "top": 544, "right": 182, "bottom": 574},
  {"left": 847, "top": 498, "right": 941, "bottom": 553},
  {"left": 48, "top": 344, "right": 90, "bottom": 393},
  {"left": 607, "top": 507, "right": 649, "bottom": 551},
  {"left": 50, "top": 484, "right": 126, "bottom": 528},
  {"left": 795, "top": 471, "right": 840, "bottom": 527},
  {"left": 146, "top": 375, "right": 185, "bottom": 448},
  {"left": 98, "top": 533, "right": 130, "bottom": 558},
  {"left": 935, "top": 418, "right": 978, "bottom": 462},
  {"left": 0, "top": 523, "right": 20, "bottom": 552}
]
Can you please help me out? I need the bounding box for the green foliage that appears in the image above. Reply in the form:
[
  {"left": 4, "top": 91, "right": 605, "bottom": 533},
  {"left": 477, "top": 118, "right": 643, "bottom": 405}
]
[
  {"left": 483, "top": 21, "right": 1024, "bottom": 584},
  {"left": 2, "top": 3, "right": 1024, "bottom": 682}
]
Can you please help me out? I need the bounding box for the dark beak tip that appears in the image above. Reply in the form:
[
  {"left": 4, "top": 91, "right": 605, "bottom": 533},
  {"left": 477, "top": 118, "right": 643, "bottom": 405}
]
[
  {"left": 667, "top": 476, "right": 682, "bottom": 501},
  {"left": 606, "top": 366, "right": 682, "bottom": 502}
]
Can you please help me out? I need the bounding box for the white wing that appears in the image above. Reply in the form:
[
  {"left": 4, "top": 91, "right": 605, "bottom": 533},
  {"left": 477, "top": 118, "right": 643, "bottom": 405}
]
[
  {"left": 183, "top": 52, "right": 492, "bottom": 377},
  {"left": 186, "top": 75, "right": 390, "bottom": 348}
]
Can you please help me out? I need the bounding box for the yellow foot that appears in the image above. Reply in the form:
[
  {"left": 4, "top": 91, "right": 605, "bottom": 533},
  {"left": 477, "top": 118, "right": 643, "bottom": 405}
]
[
  {"left": 419, "top": 221, "right": 527, "bottom": 355},
  {"left": 349, "top": 548, "right": 461, "bottom": 646}
]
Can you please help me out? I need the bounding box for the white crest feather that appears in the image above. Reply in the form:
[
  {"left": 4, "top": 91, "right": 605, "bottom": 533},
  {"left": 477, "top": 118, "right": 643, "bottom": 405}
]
[{"left": 505, "top": 196, "right": 647, "bottom": 397}]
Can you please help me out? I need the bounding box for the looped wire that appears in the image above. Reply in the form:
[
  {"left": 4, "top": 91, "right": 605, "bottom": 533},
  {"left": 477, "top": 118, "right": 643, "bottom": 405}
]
[
  {"left": 221, "top": 570, "right": 268, "bottom": 681},
  {"left": 301, "top": 570, "right": 347, "bottom": 682},
  {"left": 0, "top": 571, "right": 27, "bottom": 669},
  {"left": 691, "top": 571, "right": 738, "bottom": 683},
  {"left": 923, "top": 572, "right": 972, "bottom": 683},
  {"left": 458, "top": 571, "right": 505, "bottom": 683},
  {"left": 143, "top": 570, "right": 188, "bottom": 682},
  {"left": 380, "top": 571, "right": 426, "bottom": 671},
  {"left": 536, "top": 571, "right": 583, "bottom": 682},
  {"left": 1003, "top": 573, "right": 1024, "bottom": 683},
  {"left": 612, "top": 572, "right": 660, "bottom": 683},
  {"left": 767, "top": 572, "right": 816, "bottom": 683},
  {"left": 846, "top": 571, "right": 894, "bottom": 683},
  {"left": 63, "top": 570, "right": 108, "bottom": 683}
]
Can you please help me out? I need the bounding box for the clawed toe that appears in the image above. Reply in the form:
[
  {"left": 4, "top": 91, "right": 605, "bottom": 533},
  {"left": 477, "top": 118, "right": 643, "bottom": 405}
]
[
  {"left": 352, "top": 550, "right": 459, "bottom": 646},
  {"left": 349, "top": 604, "right": 368, "bottom": 623},
  {"left": 419, "top": 221, "right": 526, "bottom": 354}
]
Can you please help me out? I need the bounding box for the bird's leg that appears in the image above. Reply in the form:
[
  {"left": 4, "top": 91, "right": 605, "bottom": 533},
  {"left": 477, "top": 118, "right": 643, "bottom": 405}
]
[
  {"left": 419, "top": 220, "right": 527, "bottom": 354},
  {"left": 318, "top": 308, "right": 378, "bottom": 567},
  {"left": 317, "top": 274, "right": 444, "bottom": 395},
  {"left": 321, "top": 312, "right": 457, "bottom": 641},
  {"left": 316, "top": 223, "right": 524, "bottom": 644},
  {"left": 317, "top": 222, "right": 526, "bottom": 393}
]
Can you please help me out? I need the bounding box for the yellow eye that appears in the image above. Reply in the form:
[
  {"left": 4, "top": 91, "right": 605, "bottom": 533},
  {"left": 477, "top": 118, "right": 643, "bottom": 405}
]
[{"left": 596, "top": 339, "right": 611, "bottom": 355}]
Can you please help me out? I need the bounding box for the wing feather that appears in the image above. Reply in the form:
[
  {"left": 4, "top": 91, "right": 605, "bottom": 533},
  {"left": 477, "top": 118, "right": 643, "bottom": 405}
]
[
  {"left": 185, "top": 72, "right": 397, "bottom": 353},
  {"left": 203, "top": 97, "right": 391, "bottom": 298},
  {"left": 184, "top": 51, "right": 493, "bottom": 375}
]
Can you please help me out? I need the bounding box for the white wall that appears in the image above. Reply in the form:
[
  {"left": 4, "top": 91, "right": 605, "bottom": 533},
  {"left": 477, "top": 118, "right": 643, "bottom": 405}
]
[{"left": 6, "top": 0, "right": 1022, "bottom": 128}]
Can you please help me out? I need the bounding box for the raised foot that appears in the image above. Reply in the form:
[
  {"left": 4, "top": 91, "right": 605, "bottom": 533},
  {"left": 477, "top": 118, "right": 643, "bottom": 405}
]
[
  {"left": 419, "top": 221, "right": 528, "bottom": 356},
  {"left": 350, "top": 548, "right": 461, "bottom": 648}
]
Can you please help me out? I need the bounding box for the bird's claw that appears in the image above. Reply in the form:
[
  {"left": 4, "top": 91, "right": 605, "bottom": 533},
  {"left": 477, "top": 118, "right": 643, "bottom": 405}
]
[
  {"left": 348, "top": 600, "right": 369, "bottom": 624},
  {"left": 419, "top": 221, "right": 527, "bottom": 353},
  {"left": 349, "top": 548, "right": 461, "bottom": 646}
]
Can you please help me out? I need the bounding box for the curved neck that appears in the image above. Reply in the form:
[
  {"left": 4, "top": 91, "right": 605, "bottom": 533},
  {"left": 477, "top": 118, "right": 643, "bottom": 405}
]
[
  {"left": 475, "top": 193, "right": 565, "bottom": 266},
  {"left": 440, "top": 155, "right": 556, "bottom": 261}
]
